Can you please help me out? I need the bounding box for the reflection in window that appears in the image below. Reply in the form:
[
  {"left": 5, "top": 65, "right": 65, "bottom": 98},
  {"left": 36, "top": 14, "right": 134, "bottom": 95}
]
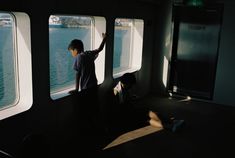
[
  {"left": 113, "top": 18, "right": 144, "bottom": 77},
  {"left": 0, "top": 13, "right": 18, "bottom": 109},
  {"left": 49, "top": 15, "right": 93, "bottom": 94}
]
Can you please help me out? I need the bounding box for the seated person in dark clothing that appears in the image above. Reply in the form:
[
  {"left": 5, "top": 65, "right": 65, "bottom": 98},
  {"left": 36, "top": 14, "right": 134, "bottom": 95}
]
[
  {"left": 112, "top": 72, "right": 185, "bottom": 133},
  {"left": 113, "top": 72, "right": 137, "bottom": 104},
  {"left": 105, "top": 72, "right": 147, "bottom": 135}
]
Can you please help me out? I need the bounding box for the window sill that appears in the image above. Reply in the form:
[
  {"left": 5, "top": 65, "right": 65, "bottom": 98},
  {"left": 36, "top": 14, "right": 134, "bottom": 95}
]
[
  {"left": 113, "top": 67, "right": 140, "bottom": 79},
  {"left": 50, "top": 86, "right": 78, "bottom": 100}
]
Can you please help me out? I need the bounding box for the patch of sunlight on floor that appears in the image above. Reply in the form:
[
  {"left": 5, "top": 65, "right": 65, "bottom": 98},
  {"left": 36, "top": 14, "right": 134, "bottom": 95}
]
[{"left": 103, "top": 125, "right": 163, "bottom": 150}]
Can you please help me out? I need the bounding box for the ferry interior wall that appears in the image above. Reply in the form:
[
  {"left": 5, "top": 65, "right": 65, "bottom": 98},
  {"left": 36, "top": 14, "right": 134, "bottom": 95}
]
[{"left": 1, "top": 0, "right": 235, "bottom": 157}]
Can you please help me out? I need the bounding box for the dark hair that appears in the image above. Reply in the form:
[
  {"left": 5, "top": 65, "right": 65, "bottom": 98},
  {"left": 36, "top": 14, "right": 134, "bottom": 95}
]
[
  {"left": 68, "top": 39, "right": 84, "bottom": 52},
  {"left": 120, "top": 73, "right": 136, "bottom": 86}
]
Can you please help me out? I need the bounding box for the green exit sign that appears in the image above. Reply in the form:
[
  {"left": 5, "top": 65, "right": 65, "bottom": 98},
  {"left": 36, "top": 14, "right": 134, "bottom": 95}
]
[{"left": 187, "top": 0, "right": 204, "bottom": 6}]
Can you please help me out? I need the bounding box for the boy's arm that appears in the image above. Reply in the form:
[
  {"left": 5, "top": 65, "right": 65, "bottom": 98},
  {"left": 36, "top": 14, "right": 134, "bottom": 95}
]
[
  {"left": 75, "top": 73, "right": 80, "bottom": 90},
  {"left": 94, "top": 33, "right": 107, "bottom": 55},
  {"left": 69, "top": 73, "right": 80, "bottom": 94}
]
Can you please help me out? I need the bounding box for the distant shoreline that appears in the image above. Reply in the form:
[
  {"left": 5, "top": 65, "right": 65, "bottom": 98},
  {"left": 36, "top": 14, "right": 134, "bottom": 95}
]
[
  {"left": 49, "top": 24, "right": 91, "bottom": 28},
  {"left": 49, "top": 24, "right": 130, "bottom": 29}
]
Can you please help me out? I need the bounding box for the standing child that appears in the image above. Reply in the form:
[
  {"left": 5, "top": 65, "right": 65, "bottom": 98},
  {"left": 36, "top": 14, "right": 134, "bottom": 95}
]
[{"left": 68, "top": 33, "right": 107, "bottom": 94}]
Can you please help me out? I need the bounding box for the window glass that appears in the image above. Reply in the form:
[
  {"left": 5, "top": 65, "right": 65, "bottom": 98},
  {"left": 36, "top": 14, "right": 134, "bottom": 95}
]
[
  {"left": 49, "top": 15, "right": 93, "bottom": 93},
  {"left": 0, "top": 12, "right": 32, "bottom": 120},
  {"left": 113, "top": 18, "right": 144, "bottom": 77},
  {"left": 0, "top": 13, "right": 18, "bottom": 109},
  {"left": 113, "top": 19, "right": 132, "bottom": 70}
]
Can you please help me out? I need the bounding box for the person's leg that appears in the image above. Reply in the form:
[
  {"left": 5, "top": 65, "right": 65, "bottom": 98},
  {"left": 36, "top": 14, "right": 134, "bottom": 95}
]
[
  {"left": 171, "top": 119, "right": 185, "bottom": 132},
  {"left": 148, "top": 111, "right": 185, "bottom": 132},
  {"left": 148, "top": 111, "right": 163, "bottom": 128},
  {"left": 149, "top": 119, "right": 163, "bottom": 128},
  {"left": 148, "top": 111, "right": 161, "bottom": 121}
]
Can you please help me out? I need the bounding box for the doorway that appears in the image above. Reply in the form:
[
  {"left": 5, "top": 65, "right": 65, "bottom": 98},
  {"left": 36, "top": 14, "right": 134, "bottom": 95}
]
[{"left": 169, "top": 5, "right": 223, "bottom": 99}]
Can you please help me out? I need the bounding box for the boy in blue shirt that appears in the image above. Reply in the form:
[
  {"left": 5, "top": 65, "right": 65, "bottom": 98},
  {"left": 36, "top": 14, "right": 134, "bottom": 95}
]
[{"left": 68, "top": 33, "right": 107, "bottom": 93}]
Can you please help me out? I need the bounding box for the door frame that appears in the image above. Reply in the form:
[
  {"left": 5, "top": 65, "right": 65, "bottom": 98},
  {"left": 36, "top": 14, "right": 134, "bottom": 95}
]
[{"left": 168, "top": 4, "right": 224, "bottom": 100}]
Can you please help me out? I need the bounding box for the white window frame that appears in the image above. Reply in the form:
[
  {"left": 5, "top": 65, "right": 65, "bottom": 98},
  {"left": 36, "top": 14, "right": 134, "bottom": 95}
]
[
  {"left": 113, "top": 18, "right": 144, "bottom": 78},
  {"left": 0, "top": 12, "right": 33, "bottom": 120},
  {"left": 49, "top": 15, "right": 106, "bottom": 100}
]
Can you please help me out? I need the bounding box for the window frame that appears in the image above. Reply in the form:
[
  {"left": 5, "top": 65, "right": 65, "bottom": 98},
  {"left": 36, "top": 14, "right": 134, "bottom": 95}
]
[
  {"left": 113, "top": 18, "right": 144, "bottom": 78},
  {"left": 0, "top": 12, "right": 33, "bottom": 120},
  {"left": 49, "top": 15, "right": 106, "bottom": 100}
]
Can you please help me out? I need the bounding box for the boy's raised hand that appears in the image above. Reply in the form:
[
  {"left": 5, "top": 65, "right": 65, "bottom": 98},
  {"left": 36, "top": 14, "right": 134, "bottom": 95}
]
[{"left": 102, "top": 33, "right": 107, "bottom": 39}]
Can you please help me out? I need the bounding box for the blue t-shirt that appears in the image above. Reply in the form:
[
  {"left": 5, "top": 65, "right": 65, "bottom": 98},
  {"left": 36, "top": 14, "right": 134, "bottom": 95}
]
[{"left": 73, "top": 50, "right": 98, "bottom": 90}]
